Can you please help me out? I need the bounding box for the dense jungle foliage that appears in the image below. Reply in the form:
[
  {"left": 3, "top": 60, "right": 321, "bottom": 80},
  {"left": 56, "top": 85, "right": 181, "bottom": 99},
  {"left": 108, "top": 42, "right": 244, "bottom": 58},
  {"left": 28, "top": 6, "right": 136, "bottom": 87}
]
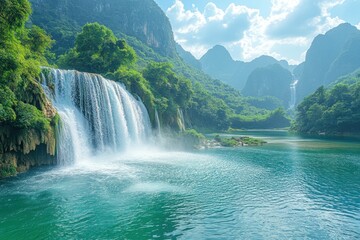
[
  {"left": 28, "top": 0, "right": 291, "bottom": 131},
  {"left": 57, "top": 22, "right": 290, "bottom": 131},
  {"left": 0, "top": 0, "right": 54, "bottom": 132},
  {"left": 293, "top": 71, "right": 360, "bottom": 135},
  {"left": 0, "top": 0, "right": 59, "bottom": 177},
  {"left": 1, "top": 0, "right": 291, "bottom": 136}
]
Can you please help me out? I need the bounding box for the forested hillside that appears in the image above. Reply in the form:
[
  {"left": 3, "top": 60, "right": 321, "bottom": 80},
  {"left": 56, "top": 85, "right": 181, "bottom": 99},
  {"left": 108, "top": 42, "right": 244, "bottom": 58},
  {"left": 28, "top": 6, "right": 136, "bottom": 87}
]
[
  {"left": 30, "top": 0, "right": 291, "bottom": 131},
  {"left": 297, "top": 23, "right": 360, "bottom": 102},
  {"left": 29, "top": 0, "right": 176, "bottom": 57},
  {"left": 293, "top": 70, "right": 360, "bottom": 135}
]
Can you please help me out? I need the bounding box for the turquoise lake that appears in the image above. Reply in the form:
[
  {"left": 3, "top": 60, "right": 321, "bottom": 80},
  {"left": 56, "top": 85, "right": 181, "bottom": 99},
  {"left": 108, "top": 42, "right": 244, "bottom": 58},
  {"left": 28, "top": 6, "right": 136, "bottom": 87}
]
[{"left": 1, "top": 131, "right": 360, "bottom": 239}]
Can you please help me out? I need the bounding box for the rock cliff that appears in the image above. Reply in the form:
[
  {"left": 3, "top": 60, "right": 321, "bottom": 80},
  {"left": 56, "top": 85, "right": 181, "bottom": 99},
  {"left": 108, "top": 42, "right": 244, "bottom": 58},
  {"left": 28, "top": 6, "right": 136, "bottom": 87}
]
[
  {"left": 30, "top": 0, "right": 177, "bottom": 57},
  {"left": 297, "top": 23, "right": 360, "bottom": 101}
]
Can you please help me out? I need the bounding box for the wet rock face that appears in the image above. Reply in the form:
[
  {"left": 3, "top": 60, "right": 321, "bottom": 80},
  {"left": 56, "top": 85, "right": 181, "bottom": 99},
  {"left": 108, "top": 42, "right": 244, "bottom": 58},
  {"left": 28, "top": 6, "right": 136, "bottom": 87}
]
[
  {"left": 0, "top": 127, "right": 57, "bottom": 178},
  {"left": 0, "top": 144, "right": 56, "bottom": 178}
]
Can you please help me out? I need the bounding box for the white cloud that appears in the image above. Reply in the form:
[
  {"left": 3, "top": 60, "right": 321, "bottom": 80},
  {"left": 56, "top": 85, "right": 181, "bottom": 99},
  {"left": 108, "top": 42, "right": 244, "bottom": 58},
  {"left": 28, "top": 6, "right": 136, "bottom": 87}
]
[
  {"left": 167, "top": 1, "right": 256, "bottom": 58},
  {"left": 166, "top": 0, "right": 205, "bottom": 34},
  {"left": 166, "top": 0, "right": 348, "bottom": 64},
  {"left": 270, "top": 0, "right": 300, "bottom": 17},
  {"left": 267, "top": 0, "right": 345, "bottom": 38},
  {"left": 357, "top": 22, "right": 360, "bottom": 30},
  {"left": 203, "top": 2, "right": 223, "bottom": 21}
]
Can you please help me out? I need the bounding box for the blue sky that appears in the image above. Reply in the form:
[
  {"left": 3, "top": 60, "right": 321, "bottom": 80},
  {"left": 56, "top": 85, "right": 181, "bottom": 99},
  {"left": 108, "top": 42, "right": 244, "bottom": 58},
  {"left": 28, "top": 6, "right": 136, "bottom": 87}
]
[{"left": 154, "top": 0, "right": 360, "bottom": 64}]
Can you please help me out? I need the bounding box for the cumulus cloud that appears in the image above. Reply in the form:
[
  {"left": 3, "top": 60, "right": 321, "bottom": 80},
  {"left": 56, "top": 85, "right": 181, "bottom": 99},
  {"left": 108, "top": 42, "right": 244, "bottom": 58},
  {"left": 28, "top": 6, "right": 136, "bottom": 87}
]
[
  {"left": 166, "top": 0, "right": 348, "bottom": 64},
  {"left": 167, "top": 0, "right": 256, "bottom": 58},
  {"left": 267, "top": 0, "right": 345, "bottom": 38}
]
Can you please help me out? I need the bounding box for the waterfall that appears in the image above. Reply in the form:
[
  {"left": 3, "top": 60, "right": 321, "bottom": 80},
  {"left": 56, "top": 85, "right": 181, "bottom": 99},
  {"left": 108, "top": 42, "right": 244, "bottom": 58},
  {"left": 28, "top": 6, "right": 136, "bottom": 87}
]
[
  {"left": 154, "top": 108, "right": 162, "bottom": 137},
  {"left": 289, "top": 79, "right": 299, "bottom": 109},
  {"left": 42, "top": 68, "right": 151, "bottom": 164},
  {"left": 177, "top": 108, "right": 186, "bottom": 132}
]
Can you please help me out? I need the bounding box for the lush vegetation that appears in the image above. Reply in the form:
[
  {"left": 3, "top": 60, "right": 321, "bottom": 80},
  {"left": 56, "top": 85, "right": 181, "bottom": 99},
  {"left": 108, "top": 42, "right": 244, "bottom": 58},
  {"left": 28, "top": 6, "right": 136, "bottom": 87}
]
[
  {"left": 293, "top": 72, "right": 360, "bottom": 135},
  {"left": 28, "top": 0, "right": 291, "bottom": 131},
  {"left": 231, "top": 108, "right": 291, "bottom": 129},
  {"left": 57, "top": 22, "right": 291, "bottom": 132},
  {"left": 142, "top": 62, "right": 192, "bottom": 128},
  {"left": 0, "top": 0, "right": 54, "bottom": 132},
  {"left": 163, "top": 47, "right": 290, "bottom": 131},
  {"left": 213, "top": 135, "right": 266, "bottom": 147},
  {"left": 58, "top": 23, "right": 136, "bottom": 74},
  {"left": 0, "top": 0, "right": 58, "bottom": 177},
  {"left": 30, "top": 0, "right": 177, "bottom": 57},
  {"left": 58, "top": 23, "right": 194, "bottom": 130},
  {"left": 245, "top": 96, "right": 283, "bottom": 111}
]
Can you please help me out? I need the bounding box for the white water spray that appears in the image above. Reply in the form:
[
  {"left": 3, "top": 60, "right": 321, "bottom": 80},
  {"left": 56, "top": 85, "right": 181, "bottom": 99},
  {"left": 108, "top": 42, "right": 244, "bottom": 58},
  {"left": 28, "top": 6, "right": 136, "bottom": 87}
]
[
  {"left": 177, "top": 108, "right": 186, "bottom": 132},
  {"left": 42, "top": 69, "right": 151, "bottom": 164},
  {"left": 154, "top": 108, "right": 162, "bottom": 137}
]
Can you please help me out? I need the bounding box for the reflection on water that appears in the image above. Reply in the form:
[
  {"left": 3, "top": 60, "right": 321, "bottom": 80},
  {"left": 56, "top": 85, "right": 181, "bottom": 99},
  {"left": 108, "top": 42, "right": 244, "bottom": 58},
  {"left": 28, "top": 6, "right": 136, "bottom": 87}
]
[{"left": 0, "top": 132, "right": 360, "bottom": 239}]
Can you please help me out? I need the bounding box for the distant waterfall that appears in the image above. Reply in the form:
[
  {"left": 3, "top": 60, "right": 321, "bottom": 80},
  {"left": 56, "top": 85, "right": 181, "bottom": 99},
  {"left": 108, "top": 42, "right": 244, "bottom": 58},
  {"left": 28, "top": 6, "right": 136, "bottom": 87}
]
[
  {"left": 177, "top": 108, "right": 186, "bottom": 132},
  {"left": 289, "top": 79, "right": 299, "bottom": 109},
  {"left": 154, "top": 108, "right": 162, "bottom": 137},
  {"left": 42, "top": 69, "right": 151, "bottom": 164}
]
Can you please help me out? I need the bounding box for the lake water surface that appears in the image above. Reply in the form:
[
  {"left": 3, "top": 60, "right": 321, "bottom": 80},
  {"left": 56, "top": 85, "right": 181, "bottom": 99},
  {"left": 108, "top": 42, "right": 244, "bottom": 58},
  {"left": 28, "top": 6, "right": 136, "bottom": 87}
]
[{"left": 1, "top": 131, "right": 359, "bottom": 239}]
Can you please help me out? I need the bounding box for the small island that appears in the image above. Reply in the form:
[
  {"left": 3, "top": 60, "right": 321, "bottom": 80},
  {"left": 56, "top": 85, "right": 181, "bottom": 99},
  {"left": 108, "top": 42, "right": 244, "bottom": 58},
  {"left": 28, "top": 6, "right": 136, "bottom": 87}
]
[{"left": 209, "top": 135, "right": 267, "bottom": 148}]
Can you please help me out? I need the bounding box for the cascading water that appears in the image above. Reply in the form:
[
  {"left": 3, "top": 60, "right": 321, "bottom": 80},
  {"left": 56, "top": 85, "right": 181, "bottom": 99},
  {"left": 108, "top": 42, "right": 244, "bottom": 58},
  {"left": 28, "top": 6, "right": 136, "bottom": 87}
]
[
  {"left": 289, "top": 79, "right": 299, "bottom": 109},
  {"left": 154, "top": 108, "right": 162, "bottom": 137},
  {"left": 177, "top": 108, "right": 186, "bottom": 132},
  {"left": 42, "top": 68, "right": 151, "bottom": 164}
]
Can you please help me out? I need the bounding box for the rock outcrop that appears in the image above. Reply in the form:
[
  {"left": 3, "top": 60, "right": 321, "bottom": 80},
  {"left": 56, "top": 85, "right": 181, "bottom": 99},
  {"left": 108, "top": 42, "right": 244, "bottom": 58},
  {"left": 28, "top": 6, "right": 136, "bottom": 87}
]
[
  {"left": 297, "top": 23, "right": 360, "bottom": 101},
  {"left": 242, "top": 64, "right": 293, "bottom": 107}
]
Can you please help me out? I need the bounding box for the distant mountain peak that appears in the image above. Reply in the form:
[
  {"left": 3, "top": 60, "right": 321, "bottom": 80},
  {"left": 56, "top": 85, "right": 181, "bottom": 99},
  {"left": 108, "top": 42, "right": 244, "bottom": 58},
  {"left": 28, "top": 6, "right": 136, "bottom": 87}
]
[
  {"left": 297, "top": 22, "right": 360, "bottom": 102},
  {"left": 199, "top": 45, "right": 293, "bottom": 90},
  {"left": 200, "top": 45, "right": 233, "bottom": 63},
  {"left": 327, "top": 22, "right": 358, "bottom": 34}
]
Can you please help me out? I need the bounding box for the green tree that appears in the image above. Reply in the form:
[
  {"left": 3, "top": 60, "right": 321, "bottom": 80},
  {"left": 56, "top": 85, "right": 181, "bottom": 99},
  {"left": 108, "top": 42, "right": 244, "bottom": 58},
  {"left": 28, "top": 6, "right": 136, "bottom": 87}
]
[
  {"left": 0, "top": 0, "right": 31, "bottom": 35},
  {"left": 0, "top": 0, "right": 53, "bottom": 129},
  {"left": 143, "top": 62, "right": 193, "bottom": 129},
  {"left": 294, "top": 72, "right": 360, "bottom": 135},
  {"left": 0, "top": 86, "right": 16, "bottom": 122},
  {"left": 59, "top": 23, "right": 136, "bottom": 74}
]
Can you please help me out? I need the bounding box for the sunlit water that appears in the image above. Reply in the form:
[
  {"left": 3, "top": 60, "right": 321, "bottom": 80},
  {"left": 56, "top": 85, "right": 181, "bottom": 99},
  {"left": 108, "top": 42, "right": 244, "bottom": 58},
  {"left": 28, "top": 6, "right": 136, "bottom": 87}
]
[{"left": 1, "top": 132, "right": 360, "bottom": 239}]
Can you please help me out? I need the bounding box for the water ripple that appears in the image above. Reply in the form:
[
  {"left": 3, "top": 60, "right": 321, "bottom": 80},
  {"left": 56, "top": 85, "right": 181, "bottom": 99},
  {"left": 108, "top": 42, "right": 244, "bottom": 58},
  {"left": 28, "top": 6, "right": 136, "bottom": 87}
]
[{"left": 1, "top": 142, "right": 360, "bottom": 239}]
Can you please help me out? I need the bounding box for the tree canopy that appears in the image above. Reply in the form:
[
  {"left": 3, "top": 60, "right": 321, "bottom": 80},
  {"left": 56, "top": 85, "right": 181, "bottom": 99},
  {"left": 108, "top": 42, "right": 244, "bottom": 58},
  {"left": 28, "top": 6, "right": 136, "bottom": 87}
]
[
  {"left": 59, "top": 23, "right": 136, "bottom": 74},
  {"left": 293, "top": 73, "right": 360, "bottom": 135},
  {"left": 0, "top": 0, "right": 31, "bottom": 34},
  {"left": 0, "top": 0, "right": 53, "bottom": 130}
]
